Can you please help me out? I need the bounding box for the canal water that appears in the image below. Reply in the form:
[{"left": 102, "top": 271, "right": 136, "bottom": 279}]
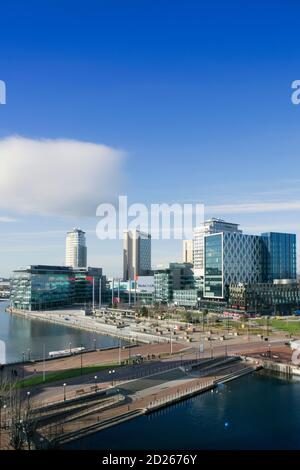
[
  {"left": 65, "top": 372, "right": 300, "bottom": 450},
  {"left": 0, "top": 301, "right": 119, "bottom": 363}
]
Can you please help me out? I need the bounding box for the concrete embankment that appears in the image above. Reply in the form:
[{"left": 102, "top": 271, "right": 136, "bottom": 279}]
[
  {"left": 7, "top": 307, "right": 174, "bottom": 345},
  {"left": 245, "top": 356, "right": 300, "bottom": 377}
]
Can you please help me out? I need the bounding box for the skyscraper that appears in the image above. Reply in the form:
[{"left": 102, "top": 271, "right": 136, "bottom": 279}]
[
  {"left": 65, "top": 228, "right": 87, "bottom": 268},
  {"left": 123, "top": 229, "right": 151, "bottom": 281},
  {"left": 182, "top": 240, "right": 193, "bottom": 264},
  {"left": 193, "top": 218, "right": 241, "bottom": 276},
  {"left": 261, "top": 232, "right": 297, "bottom": 282}
]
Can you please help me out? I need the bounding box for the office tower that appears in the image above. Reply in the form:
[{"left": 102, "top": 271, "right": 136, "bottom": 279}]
[
  {"left": 261, "top": 232, "right": 297, "bottom": 282},
  {"left": 123, "top": 229, "right": 151, "bottom": 281},
  {"left": 203, "top": 232, "right": 261, "bottom": 299},
  {"left": 183, "top": 240, "right": 193, "bottom": 264},
  {"left": 193, "top": 218, "right": 241, "bottom": 276},
  {"left": 65, "top": 228, "right": 87, "bottom": 268}
]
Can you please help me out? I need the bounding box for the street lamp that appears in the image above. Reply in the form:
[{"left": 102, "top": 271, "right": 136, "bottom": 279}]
[
  {"left": 94, "top": 375, "right": 98, "bottom": 392},
  {"left": 22, "top": 351, "right": 25, "bottom": 379},
  {"left": 26, "top": 391, "right": 31, "bottom": 409},
  {"left": 63, "top": 383, "right": 67, "bottom": 401},
  {"left": 109, "top": 369, "right": 115, "bottom": 386},
  {"left": 69, "top": 342, "right": 72, "bottom": 354},
  {"left": 2, "top": 405, "right": 7, "bottom": 430}
]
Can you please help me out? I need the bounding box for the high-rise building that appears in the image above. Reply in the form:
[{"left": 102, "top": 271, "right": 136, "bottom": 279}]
[
  {"left": 193, "top": 218, "right": 241, "bottom": 276},
  {"left": 261, "top": 232, "right": 297, "bottom": 282},
  {"left": 182, "top": 240, "right": 193, "bottom": 264},
  {"left": 203, "top": 232, "right": 261, "bottom": 300},
  {"left": 65, "top": 228, "right": 87, "bottom": 268},
  {"left": 123, "top": 230, "right": 151, "bottom": 281}
]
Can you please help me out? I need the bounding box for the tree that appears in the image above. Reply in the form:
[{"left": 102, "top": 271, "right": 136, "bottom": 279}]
[{"left": 140, "top": 306, "right": 148, "bottom": 317}]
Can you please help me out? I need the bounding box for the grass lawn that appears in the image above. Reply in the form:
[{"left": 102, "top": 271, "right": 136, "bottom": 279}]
[
  {"left": 18, "top": 363, "right": 120, "bottom": 388},
  {"left": 269, "top": 318, "right": 300, "bottom": 335},
  {"left": 252, "top": 317, "right": 300, "bottom": 335}
]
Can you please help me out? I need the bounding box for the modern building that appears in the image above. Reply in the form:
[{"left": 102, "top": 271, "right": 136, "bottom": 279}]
[
  {"left": 108, "top": 276, "right": 154, "bottom": 305},
  {"left": 10, "top": 265, "right": 105, "bottom": 311},
  {"left": 65, "top": 228, "right": 87, "bottom": 268},
  {"left": 72, "top": 267, "right": 105, "bottom": 306},
  {"left": 193, "top": 218, "right": 241, "bottom": 277},
  {"left": 0, "top": 280, "right": 10, "bottom": 298},
  {"left": 261, "top": 232, "right": 297, "bottom": 282},
  {"left": 228, "top": 280, "right": 300, "bottom": 314},
  {"left": 182, "top": 240, "right": 193, "bottom": 264},
  {"left": 173, "top": 289, "right": 201, "bottom": 308},
  {"left": 154, "top": 263, "right": 194, "bottom": 303},
  {"left": 123, "top": 230, "right": 151, "bottom": 281},
  {"left": 203, "top": 232, "right": 262, "bottom": 300},
  {"left": 10, "top": 265, "right": 75, "bottom": 310}
]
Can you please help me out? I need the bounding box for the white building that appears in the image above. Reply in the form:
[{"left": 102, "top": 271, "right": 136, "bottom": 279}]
[
  {"left": 123, "top": 229, "right": 151, "bottom": 281},
  {"left": 193, "top": 218, "right": 241, "bottom": 277},
  {"left": 182, "top": 239, "right": 193, "bottom": 264},
  {"left": 65, "top": 228, "right": 87, "bottom": 268}
]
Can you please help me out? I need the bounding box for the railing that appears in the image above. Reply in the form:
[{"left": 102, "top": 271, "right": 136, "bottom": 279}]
[{"left": 146, "top": 379, "right": 214, "bottom": 410}]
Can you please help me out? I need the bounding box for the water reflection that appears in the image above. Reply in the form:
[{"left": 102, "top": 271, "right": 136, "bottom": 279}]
[{"left": 0, "top": 301, "right": 119, "bottom": 363}]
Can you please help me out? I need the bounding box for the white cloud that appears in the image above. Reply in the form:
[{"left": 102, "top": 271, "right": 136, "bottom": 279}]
[
  {"left": 0, "top": 136, "right": 126, "bottom": 216},
  {"left": 208, "top": 200, "right": 300, "bottom": 214},
  {"left": 0, "top": 216, "right": 17, "bottom": 222}
]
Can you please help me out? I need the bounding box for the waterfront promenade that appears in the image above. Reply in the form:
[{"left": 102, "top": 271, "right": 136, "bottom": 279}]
[{"left": 34, "top": 355, "right": 260, "bottom": 447}]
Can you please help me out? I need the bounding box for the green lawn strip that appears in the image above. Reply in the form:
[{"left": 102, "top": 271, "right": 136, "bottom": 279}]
[
  {"left": 18, "top": 363, "right": 120, "bottom": 388},
  {"left": 269, "top": 319, "right": 300, "bottom": 335},
  {"left": 253, "top": 317, "right": 300, "bottom": 334}
]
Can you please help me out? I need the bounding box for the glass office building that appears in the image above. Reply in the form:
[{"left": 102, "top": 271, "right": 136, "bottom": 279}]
[
  {"left": 11, "top": 265, "right": 74, "bottom": 311},
  {"left": 228, "top": 280, "right": 300, "bottom": 314},
  {"left": 10, "top": 265, "right": 105, "bottom": 311},
  {"left": 204, "top": 234, "right": 223, "bottom": 298},
  {"left": 204, "top": 232, "right": 262, "bottom": 300},
  {"left": 261, "top": 232, "right": 297, "bottom": 282},
  {"left": 154, "top": 263, "right": 194, "bottom": 303}
]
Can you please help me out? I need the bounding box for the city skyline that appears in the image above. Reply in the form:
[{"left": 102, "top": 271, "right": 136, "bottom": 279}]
[{"left": 1, "top": 1, "right": 300, "bottom": 276}]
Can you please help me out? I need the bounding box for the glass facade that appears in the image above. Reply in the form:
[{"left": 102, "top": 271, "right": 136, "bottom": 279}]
[
  {"left": 154, "top": 263, "right": 194, "bottom": 303},
  {"left": 10, "top": 265, "right": 104, "bottom": 311},
  {"left": 261, "top": 232, "right": 297, "bottom": 282},
  {"left": 173, "top": 289, "right": 200, "bottom": 307},
  {"left": 204, "top": 234, "right": 223, "bottom": 298},
  {"left": 11, "top": 266, "right": 74, "bottom": 311},
  {"left": 228, "top": 281, "right": 300, "bottom": 314}
]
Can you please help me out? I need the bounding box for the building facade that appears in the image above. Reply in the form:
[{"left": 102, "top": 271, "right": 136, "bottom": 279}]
[
  {"left": 10, "top": 265, "right": 105, "bottom": 311},
  {"left": 193, "top": 218, "right": 241, "bottom": 277},
  {"left": 173, "top": 289, "right": 201, "bottom": 308},
  {"left": 261, "top": 232, "right": 297, "bottom": 282},
  {"left": 182, "top": 240, "right": 193, "bottom": 264},
  {"left": 154, "top": 263, "right": 194, "bottom": 303},
  {"left": 203, "top": 232, "right": 262, "bottom": 300},
  {"left": 65, "top": 228, "right": 87, "bottom": 268},
  {"left": 10, "top": 265, "right": 75, "bottom": 310},
  {"left": 228, "top": 280, "right": 300, "bottom": 314},
  {"left": 123, "top": 230, "right": 151, "bottom": 281}
]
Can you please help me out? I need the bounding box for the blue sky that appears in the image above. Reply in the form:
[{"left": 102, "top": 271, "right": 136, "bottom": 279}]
[{"left": 1, "top": 0, "right": 300, "bottom": 276}]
